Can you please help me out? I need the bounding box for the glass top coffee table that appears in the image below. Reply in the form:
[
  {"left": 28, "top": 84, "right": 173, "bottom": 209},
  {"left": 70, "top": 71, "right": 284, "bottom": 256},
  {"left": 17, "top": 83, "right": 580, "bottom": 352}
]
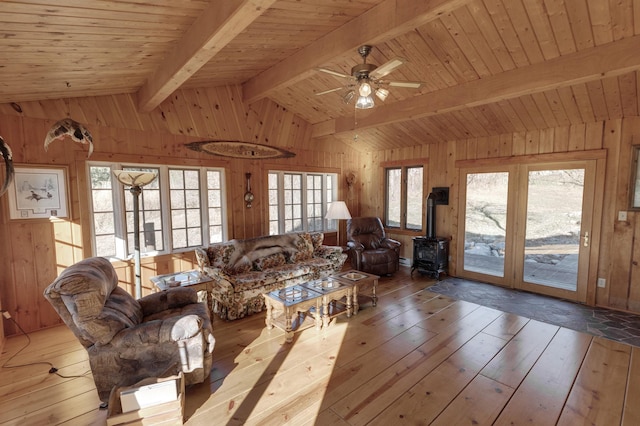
[
  {"left": 333, "top": 270, "right": 380, "bottom": 314},
  {"left": 263, "top": 285, "right": 324, "bottom": 343},
  {"left": 301, "top": 276, "right": 354, "bottom": 328}
]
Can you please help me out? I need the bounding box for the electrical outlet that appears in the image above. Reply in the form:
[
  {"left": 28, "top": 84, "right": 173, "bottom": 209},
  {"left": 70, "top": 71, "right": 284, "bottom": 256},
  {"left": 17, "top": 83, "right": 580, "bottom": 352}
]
[
  {"left": 618, "top": 211, "right": 628, "bottom": 222},
  {"left": 1, "top": 310, "right": 11, "bottom": 319},
  {"left": 597, "top": 278, "right": 606, "bottom": 288}
]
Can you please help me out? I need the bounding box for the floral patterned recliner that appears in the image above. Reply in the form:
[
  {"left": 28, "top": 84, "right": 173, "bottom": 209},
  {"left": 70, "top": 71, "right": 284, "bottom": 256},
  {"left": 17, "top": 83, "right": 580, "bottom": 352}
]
[
  {"left": 195, "top": 232, "right": 346, "bottom": 320},
  {"left": 43, "top": 257, "right": 215, "bottom": 403}
]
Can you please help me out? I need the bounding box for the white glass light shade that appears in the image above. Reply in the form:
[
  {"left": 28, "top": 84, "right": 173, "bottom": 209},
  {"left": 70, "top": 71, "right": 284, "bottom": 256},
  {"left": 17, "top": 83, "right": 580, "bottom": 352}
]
[
  {"left": 355, "top": 95, "right": 375, "bottom": 109},
  {"left": 358, "top": 81, "right": 372, "bottom": 97},
  {"left": 113, "top": 170, "right": 157, "bottom": 187},
  {"left": 375, "top": 88, "right": 390, "bottom": 101},
  {"left": 325, "top": 201, "right": 352, "bottom": 220},
  {"left": 342, "top": 90, "right": 355, "bottom": 104}
]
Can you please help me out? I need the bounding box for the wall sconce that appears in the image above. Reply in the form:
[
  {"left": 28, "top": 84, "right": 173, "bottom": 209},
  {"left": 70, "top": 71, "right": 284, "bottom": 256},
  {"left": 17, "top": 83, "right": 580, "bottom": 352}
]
[{"left": 244, "top": 173, "right": 254, "bottom": 208}]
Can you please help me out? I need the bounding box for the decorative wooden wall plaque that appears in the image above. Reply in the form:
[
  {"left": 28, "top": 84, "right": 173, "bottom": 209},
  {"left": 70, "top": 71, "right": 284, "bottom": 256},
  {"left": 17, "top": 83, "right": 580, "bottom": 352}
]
[{"left": 186, "top": 141, "right": 295, "bottom": 159}]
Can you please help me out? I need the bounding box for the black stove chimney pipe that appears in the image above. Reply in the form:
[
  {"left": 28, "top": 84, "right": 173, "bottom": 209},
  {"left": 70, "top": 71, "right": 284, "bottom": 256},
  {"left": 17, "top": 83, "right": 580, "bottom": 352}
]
[{"left": 426, "top": 192, "right": 436, "bottom": 239}]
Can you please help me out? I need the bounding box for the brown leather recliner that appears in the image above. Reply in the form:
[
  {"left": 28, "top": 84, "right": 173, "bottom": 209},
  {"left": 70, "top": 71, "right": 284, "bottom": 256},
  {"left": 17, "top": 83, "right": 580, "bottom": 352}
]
[{"left": 346, "top": 217, "right": 401, "bottom": 276}]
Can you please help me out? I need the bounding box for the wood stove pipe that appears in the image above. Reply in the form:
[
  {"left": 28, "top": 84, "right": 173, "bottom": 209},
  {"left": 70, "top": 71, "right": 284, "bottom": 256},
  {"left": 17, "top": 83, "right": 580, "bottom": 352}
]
[{"left": 426, "top": 192, "right": 436, "bottom": 239}]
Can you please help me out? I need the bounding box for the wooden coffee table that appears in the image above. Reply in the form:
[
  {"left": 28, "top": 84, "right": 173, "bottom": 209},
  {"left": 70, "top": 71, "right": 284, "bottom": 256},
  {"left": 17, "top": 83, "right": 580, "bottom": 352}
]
[
  {"left": 334, "top": 270, "right": 380, "bottom": 314},
  {"left": 263, "top": 285, "right": 323, "bottom": 343},
  {"left": 301, "top": 276, "right": 354, "bottom": 327}
]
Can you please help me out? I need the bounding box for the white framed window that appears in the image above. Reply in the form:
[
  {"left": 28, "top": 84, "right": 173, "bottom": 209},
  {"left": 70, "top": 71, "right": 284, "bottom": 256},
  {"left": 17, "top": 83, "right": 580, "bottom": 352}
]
[
  {"left": 268, "top": 170, "right": 338, "bottom": 235},
  {"left": 88, "top": 162, "right": 226, "bottom": 259}
]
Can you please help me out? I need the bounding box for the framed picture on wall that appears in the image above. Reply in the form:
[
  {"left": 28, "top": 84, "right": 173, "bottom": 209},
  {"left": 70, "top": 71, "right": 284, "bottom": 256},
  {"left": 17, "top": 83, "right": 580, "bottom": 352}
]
[{"left": 7, "top": 165, "right": 69, "bottom": 220}]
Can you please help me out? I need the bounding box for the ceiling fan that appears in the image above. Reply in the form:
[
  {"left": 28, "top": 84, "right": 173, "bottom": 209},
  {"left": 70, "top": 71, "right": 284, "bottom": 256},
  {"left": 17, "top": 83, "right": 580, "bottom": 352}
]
[{"left": 314, "top": 45, "right": 422, "bottom": 109}]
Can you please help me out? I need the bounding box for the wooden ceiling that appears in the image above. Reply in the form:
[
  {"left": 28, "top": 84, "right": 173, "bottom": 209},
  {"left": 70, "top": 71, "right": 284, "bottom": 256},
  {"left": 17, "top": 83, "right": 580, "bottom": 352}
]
[{"left": 1, "top": 0, "right": 639, "bottom": 152}]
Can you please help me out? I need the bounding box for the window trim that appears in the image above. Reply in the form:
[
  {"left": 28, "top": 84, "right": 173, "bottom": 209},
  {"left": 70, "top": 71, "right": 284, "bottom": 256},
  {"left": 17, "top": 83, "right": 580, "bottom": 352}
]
[
  {"left": 268, "top": 170, "right": 338, "bottom": 235},
  {"left": 383, "top": 162, "right": 426, "bottom": 232},
  {"left": 87, "top": 161, "right": 227, "bottom": 260}
]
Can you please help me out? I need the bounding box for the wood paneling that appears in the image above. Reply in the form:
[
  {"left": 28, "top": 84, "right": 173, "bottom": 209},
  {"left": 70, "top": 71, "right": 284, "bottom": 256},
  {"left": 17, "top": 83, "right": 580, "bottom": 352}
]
[
  {"left": 2, "top": 1, "right": 640, "bottom": 152},
  {"left": 0, "top": 88, "right": 359, "bottom": 337},
  {"left": 364, "top": 118, "right": 640, "bottom": 313}
]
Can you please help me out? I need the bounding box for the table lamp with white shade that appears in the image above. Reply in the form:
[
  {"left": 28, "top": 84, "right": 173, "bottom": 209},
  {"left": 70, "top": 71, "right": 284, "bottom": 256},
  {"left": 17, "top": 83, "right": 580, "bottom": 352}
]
[
  {"left": 325, "top": 201, "right": 352, "bottom": 246},
  {"left": 113, "top": 170, "right": 157, "bottom": 299}
]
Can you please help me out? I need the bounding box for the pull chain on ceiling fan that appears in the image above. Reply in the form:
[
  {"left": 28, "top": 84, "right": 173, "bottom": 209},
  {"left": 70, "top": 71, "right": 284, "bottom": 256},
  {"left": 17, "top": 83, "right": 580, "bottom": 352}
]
[{"left": 315, "top": 45, "right": 422, "bottom": 109}]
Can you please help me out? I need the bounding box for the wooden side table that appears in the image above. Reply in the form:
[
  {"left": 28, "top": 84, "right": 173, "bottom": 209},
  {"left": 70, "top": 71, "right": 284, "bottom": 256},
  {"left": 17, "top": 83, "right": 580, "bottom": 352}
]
[
  {"left": 263, "top": 285, "right": 323, "bottom": 343},
  {"left": 334, "top": 270, "right": 380, "bottom": 314},
  {"left": 150, "top": 270, "right": 214, "bottom": 319},
  {"left": 301, "top": 277, "right": 353, "bottom": 327}
]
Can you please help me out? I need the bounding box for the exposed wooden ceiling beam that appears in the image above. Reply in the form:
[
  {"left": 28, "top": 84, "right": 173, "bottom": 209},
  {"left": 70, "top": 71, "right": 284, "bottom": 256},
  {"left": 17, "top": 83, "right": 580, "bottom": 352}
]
[
  {"left": 241, "top": 0, "right": 470, "bottom": 104},
  {"left": 137, "top": 0, "right": 276, "bottom": 113},
  {"left": 312, "top": 35, "right": 640, "bottom": 138}
]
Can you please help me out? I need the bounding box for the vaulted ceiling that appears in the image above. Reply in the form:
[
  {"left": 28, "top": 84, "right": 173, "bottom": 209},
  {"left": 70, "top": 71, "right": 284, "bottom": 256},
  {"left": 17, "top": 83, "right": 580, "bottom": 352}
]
[{"left": 1, "top": 0, "right": 639, "bottom": 152}]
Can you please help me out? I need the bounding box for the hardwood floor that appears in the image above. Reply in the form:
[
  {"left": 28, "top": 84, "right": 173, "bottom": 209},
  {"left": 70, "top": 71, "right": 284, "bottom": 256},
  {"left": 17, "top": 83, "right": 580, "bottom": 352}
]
[{"left": 2, "top": 268, "right": 640, "bottom": 425}]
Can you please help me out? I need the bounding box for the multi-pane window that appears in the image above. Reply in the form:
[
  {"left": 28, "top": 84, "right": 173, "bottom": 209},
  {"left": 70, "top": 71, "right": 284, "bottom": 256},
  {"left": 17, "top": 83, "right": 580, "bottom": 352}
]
[
  {"left": 123, "top": 166, "right": 163, "bottom": 253},
  {"left": 88, "top": 163, "right": 226, "bottom": 259},
  {"left": 283, "top": 173, "right": 303, "bottom": 233},
  {"left": 268, "top": 171, "right": 338, "bottom": 235},
  {"left": 89, "top": 166, "right": 116, "bottom": 256},
  {"left": 207, "top": 170, "right": 224, "bottom": 243},
  {"left": 169, "top": 169, "right": 201, "bottom": 249},
  {"left": 385, "top": 165, "right": 424, "bottom": 231},
  {"left": 307, "top": 174, "right": 323, "bottom": 231}
]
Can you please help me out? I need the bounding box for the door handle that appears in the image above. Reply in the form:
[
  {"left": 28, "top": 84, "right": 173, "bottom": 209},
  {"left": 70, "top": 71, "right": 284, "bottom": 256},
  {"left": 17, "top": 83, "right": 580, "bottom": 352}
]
[{"left": 583, "top": 231, "right": 589, "bottom": 247}]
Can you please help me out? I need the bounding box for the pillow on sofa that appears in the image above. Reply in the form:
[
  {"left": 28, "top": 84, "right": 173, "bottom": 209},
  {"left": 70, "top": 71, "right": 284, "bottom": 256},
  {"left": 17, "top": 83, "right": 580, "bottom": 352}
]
[
  {"left": 290, "top": 233, "right": 314, "bottom": 262},
  {"left": 310, "top": 232, "right": 324, "bottom": 250},
  {"left": 208, "top": 242, "right": 236, "bottom": 269},
  {"left": 253, "top": 252, "right": 287, "bottom": 271},
  {"left": 224, "top": 255, "right": 253, "bottom": 275}
]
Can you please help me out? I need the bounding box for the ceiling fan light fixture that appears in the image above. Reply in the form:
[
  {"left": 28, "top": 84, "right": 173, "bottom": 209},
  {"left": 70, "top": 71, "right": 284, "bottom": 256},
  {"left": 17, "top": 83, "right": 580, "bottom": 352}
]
[
  {"left": 375, "top": 88, "right": 389, "bottom": 101},
  {"left": 358, "top": 80, "right": 372, "bottom": 97},
  {"left": 355, "top": 95, "right": 374, "bottom": 109},
  {"left": 342, "top": 90, "right": 355, "bottom": 104}
]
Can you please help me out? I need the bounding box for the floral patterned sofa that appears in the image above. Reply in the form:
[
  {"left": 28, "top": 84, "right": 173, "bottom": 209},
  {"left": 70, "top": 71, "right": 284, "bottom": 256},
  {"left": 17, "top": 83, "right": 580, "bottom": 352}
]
[{"left": 195, "top": 232, "right": 346, "bottom": 320}]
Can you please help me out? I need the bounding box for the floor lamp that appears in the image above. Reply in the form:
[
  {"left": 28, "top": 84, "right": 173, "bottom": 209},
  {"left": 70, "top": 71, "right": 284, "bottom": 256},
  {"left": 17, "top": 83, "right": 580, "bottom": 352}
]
[
  {"left": 113, "top": 170, "right": 157, "bottom": 299},
  {"left": 325, "top": 201, "right": 352, "bottom": 246}
]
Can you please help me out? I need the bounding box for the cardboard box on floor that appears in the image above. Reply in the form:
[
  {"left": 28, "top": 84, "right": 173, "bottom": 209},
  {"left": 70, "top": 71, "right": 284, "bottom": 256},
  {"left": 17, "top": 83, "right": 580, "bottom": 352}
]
[{"left": 106, "top": 372, "right": 184, "bottom": 426}]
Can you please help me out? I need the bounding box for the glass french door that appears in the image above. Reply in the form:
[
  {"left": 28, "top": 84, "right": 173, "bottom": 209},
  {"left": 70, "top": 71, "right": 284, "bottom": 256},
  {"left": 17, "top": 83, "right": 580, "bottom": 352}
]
[{"left": 458, "top": 160, "right": 597, "bottom": 302}]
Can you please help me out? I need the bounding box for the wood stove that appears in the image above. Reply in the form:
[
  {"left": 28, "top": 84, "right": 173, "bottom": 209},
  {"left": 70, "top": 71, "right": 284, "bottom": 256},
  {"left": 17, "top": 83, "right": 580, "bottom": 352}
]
[
  {"left": 412, "top": 237, "right": 449, "bottom": 279},
  {"left": 412, "top": 188, "right": 449, "bottom": 279}
]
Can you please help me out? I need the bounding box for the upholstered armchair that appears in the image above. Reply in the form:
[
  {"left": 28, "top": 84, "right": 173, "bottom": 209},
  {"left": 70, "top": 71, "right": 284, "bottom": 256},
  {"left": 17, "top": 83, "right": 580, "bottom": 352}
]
[
  {"left": 43, "top": 257, "right": 215, "bottom": 403},
  {"left": 346, "top": 217, "right": 402, "bottom": 276}
]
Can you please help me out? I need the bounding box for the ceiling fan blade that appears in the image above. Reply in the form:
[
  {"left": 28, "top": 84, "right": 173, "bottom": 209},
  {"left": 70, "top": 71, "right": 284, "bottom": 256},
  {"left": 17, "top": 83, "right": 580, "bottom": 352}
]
[
  {"left": 388, "top": 80, "right": 423, "bottom": 89},
  {"left": 315, "top": 87, "right": 345, "bottom": 96},
  {"left": 369, "top": 57, "right": 405, "bottom": 79},
  {"left": 315, "top": 67, "right": 352, "bottom": 79}
]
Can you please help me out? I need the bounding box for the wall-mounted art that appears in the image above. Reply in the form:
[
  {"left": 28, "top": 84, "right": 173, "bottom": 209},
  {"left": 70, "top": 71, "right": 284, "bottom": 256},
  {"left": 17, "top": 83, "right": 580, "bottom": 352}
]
[
  {"left": 186, "top": 140, "right": 295, "bottom": 159},
  {"left": 7, "top": 165, "right": 69, "bottom": 219}
]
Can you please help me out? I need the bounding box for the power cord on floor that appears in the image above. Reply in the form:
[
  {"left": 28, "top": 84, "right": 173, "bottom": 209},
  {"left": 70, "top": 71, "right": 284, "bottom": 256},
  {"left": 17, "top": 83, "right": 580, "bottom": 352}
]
[{"left": 1, "top": 311, "right": 91, "bottom": 380}]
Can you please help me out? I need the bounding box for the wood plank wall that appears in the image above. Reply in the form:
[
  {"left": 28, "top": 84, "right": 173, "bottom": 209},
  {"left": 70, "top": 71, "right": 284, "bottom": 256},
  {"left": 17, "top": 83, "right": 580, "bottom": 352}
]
[
  {"left": 362, "top": 118, "right": 640, "bottom": 314},
  {"left": 0, "top": 86, "right": 359, "bottom": 337}
]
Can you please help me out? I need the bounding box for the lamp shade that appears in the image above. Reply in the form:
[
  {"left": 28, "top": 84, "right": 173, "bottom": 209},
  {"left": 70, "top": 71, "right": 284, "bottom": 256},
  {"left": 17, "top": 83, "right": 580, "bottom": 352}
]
[
  {"left": 325, "top": 201, "right": 352, "bottom": 220},
  {"left": 113, "top": 170, "right": 157, "bottom": 187},
  {"left": 355, "top": 95, "right": 374, "bottom": 109}
]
